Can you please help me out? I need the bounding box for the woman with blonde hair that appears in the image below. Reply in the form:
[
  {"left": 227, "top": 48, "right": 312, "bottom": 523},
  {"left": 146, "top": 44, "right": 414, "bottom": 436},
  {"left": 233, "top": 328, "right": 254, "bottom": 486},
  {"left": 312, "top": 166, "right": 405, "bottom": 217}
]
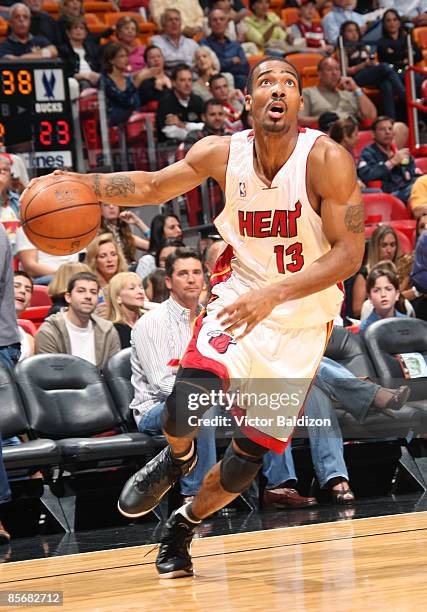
[
  {"left": 85, "top": 233, "right": 128, "bottom": 289},
  {"left": 106, "top": 272, "right": 146, "bottom": 348},
  {"left": 47, "top": 261, "right": 91, "bottom": 316},
  {"left": 192, "top": 46, "right": 234, "bottom": 101}
]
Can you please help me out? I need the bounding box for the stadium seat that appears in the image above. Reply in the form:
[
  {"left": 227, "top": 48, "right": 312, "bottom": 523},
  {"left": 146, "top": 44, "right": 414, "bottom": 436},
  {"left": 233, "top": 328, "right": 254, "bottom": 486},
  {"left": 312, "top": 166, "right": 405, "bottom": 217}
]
[
  {"left": 363, "top": 193, "right": 410, "bottom": 223},
  {"left": 415, "top": 156, "right": 427, "bottom": 173},
  {"left": 85, "top": 13, "right": 108, "bottom": 34},
  {"left": 30, "top": 285, "right": 52, "bottom": 307},
  {"left": 413, "top": 26, "right": 427, "bottom": 49},
  {"left": 387, "top": 219, "right": 417, "bottom": 249},
  {"left": 103, "top": 348, "right": 135, "bottom": 430},
  {"left": 19, "top": 305, "right": 50, "bottom": 329},
  {"left": 354, "top": 129, "right": 373, "bottom": 162},
  {"left": 281, "top": 7, "right": 299, "bottom": 26},
  {"left": 17, "top": 319, "right": 37, "bottom": 337},
  {"left": 0, "top": 16, "right": 8, "bottom": 37},
  {"left": 248, "top": 55, "right": 265, "bottom": 70},
  {"left": 285, "top": 52, "right": 323, "bottom": 88}
]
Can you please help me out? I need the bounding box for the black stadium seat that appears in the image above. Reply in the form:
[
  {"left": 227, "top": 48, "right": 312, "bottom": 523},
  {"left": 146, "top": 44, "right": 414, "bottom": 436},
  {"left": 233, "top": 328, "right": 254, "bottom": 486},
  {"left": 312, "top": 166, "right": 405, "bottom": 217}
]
[{"left": 103, "top": 348, "right": 135, "bottom": 430}]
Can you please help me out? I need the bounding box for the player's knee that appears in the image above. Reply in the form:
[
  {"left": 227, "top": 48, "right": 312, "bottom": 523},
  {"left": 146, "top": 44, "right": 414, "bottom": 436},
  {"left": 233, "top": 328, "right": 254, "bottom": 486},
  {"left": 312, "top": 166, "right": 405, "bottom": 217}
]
[
  {"left": 162, "top": 368, "right": 223, "bottom": 437},
  {"left": 219, "top": 440, "right": 266, "bottom": 494}
]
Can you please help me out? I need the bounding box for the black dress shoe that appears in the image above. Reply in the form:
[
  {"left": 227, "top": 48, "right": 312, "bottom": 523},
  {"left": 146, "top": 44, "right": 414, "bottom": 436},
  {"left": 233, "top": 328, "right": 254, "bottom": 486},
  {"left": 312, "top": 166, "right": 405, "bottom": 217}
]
[
  {"left": 156, "top": 509, "right": 197, "bottom": 579},
  {"left": 118, "top": 445, "right": 197, "bottom": 518}
]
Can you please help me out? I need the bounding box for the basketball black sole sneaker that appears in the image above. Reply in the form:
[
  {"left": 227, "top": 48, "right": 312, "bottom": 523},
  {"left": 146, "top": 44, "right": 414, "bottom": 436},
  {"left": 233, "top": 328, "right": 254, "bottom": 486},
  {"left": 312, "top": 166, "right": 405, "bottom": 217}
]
[
  {"left": 156, "top": 509, "right": 197, "bottom": 578},
  {"left": 118, "top": 445, "right": 198, "bottom": 518}
]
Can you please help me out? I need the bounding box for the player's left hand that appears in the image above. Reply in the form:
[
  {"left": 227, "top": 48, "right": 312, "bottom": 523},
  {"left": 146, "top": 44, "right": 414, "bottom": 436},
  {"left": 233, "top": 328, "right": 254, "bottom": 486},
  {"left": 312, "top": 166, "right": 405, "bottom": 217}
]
[{"left": 217, "top": 287, "right": 280, "bottom": 340}]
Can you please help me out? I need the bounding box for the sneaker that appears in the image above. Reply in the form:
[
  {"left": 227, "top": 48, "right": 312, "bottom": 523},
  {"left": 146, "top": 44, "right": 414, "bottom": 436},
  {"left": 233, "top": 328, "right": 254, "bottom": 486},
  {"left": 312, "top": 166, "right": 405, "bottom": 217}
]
[
  {"left": 156, "top": 509, "right": 197, "bottom": 578},
  {"left": 118, "top": 445, "right": 197, "bottom": 518}
]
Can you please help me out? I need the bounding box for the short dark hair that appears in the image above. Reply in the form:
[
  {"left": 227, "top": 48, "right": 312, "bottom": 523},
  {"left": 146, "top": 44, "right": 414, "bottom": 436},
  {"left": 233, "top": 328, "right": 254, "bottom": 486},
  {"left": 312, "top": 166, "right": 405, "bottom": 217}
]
[
  {"left": 339, "top": 20, "right": 362, "bottom": 40},
  {"left": 165, "top": 247, "right": 202, "bottom": 278},
  {"left": 171, "top": 63, "right": 192, "bottom": 81},
  {"left": 14, "top": 270, "right": 33, "bottom": 291},
  {"left": 155, "top": 238, "right": 185, "bottom": 267},
  {"left": 366, "top": 267, "right": 399, "bottom": 294},
  {"left": 372, "top": 115, "right": 394, "bottom": 131},
  {"left": 143, "top": 44, "right": 162, "bottom": 63},
  {"left": 203, "top": 98, "right": 223, "bottom": 114},
  {"left": 209, "top": 73, "right": 227, "bottom": 88},
  {"left": 67, "top": 271, "right": 99, "bottom": 294},
  {"left": 246, "top": 56, "right": 301, "bottom": 94}
]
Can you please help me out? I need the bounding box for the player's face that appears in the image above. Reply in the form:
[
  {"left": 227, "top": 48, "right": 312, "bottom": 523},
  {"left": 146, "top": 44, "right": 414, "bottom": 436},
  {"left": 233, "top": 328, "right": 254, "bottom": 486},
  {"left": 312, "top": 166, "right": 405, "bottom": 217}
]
[
  {"left": 118, "top": 278, "right": 145, "bottom": 310},
  {"left": 246, "top": 61, "right": 303, "bottom": 134},
  {"left": 210, "top": 77, "right": 229, "bottom": 103},
  {"left": 379, "top": 233, "right": 397, "bottom": 261},
  {"left": 66, "top": 280, "right": 99, "bottom": 315},
  {"left": 203, "top": 104, "right": 225, "bottom": 132},
  {"left": 166, "top": 258, "right": 204, "bottom": 304},
  {"left": 101, "top": 203, "right": 120, "bottom": 221},
  {"left": 163, "top": 216, "right": 182, "bottom": 239},
  {"left": 369, "top": 275, "right": 399, "bottom": 316},
  {"left": 97, "top": 242, "right": 119, "bottom": 279},
  {"left": 14, "top": 275, "right": 32, "bottom": 314}
]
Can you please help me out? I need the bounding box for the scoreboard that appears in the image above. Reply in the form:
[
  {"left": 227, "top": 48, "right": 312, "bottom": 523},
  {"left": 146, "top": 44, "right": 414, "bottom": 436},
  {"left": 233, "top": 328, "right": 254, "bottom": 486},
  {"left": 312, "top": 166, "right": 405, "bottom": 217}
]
[{"left": 0, "top": 61, "right": 76, "bottom": 170}]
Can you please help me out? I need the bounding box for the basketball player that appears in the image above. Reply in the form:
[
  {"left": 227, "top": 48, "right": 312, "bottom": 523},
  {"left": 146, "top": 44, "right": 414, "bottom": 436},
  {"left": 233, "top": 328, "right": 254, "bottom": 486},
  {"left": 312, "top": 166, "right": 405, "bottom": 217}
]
[{"left": 28, "top": 57, "right": 365, "bottom": 578}]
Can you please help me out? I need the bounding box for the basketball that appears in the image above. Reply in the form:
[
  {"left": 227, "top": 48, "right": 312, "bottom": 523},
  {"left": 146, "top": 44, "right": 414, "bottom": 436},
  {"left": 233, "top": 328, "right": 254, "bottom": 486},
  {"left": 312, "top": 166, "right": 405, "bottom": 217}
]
[{"left": 20, "top": 175, "right": 101, "bottom": 256}]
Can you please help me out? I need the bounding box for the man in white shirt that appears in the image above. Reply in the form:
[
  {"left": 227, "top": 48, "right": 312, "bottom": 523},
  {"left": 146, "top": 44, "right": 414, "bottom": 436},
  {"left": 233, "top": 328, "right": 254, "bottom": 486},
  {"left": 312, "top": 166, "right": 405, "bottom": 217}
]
[
  {"left": 127, "top": 248, "right": 216, "bottom": 502},
  {"left": 150, "top": 1, "right": 203, "bottom": 38},
  {"left": 151, "top": 9, "right": 200, "bottom": 71},
  {"left": 35, "top": 272, "right": 120, "bottom": 368},
  {"left": 322, "top": 0, "right": 367, "bottom": 46}
]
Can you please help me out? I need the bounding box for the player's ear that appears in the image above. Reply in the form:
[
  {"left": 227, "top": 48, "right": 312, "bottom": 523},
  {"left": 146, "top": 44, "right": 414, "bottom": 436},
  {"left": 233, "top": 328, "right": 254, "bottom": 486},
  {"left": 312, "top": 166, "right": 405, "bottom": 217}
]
[
  {"left": 244, "top": 94, "right": 252, "bottom": 112},
  {"left": 299, "top": 94, "right": 304, "bottom": 113}
]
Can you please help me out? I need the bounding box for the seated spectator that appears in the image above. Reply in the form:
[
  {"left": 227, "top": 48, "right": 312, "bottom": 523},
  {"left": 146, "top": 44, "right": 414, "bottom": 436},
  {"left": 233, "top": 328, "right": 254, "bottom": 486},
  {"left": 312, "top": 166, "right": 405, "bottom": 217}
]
[
  {"left": 379, "top": 0, "right": 427, "bottom": 28},
  {"left": 129, "top": 248, "right": 216, "bottom": 501},
  {"left": 151, "top": 9, "right": 199, "bottom": 72},
  {"left": 47, "top": 262, "right": 91, "bottom": 316},
  {"left": 8, "top": 153, "right": 29, "bottom": 195},
  {"left": 136, "top": 213, "right": 183, "bottom": 279},
  {"left": 156, "top": 64, "right": 204, "bottom": 142},
  {"left": 340, "top": 20, "right": 406, "bottom": 120},
  {"left": 360, "top": 265, "right": 408, "bottom": 331},
  {"left": 185, "top": 98, "right": 230, "bottom": 145},
  {"left": 357, "top": 116, "right": 418, "bottom": 204},
  {"left": 290, "top": 0, "right": 332, "bottom": 52},
  {"left": 57, "top": 0, "right": 113, "bottom": 45},
  {"left": 116, "top": 16, "right": 146, "bottom": 75},
  {"left": 201, "top": 8, "right": 249, "bottom": 90},
  {"left": 143, "top": 268, "right": 169, "bottom": 302},
  {"left": 244, "top": 0, "right": 297, "bottom": 56},
  {"left": 318, "top": 110, "right": 339, "bottom": 133},
  {"left": 24, "top": 0, "right": 62, "bottom": 47},
  {"left": 208, "top": 74, "right": 243, "bottom": 133},
  {"left": 15, "top": 226, "right": 80, "bottom": 285},
  {"left": 360, "top": 260, "right": 415, "bottom": 319},
  {"left": 155, "top": 238, "right": 185, "bottom": 269},
  {"left": 99, "top": 43, "right": 146, "bottom": 127},
  {"left": 410, "top": 215, "right": 427, "bottom": 320},
  {"left": 13, "top": 271, "right": 34, "bottom": 359},
  {"left": 59, "top": 16, "right": 101, "bottom": 90},
  {"left": 0, "top": 156, "right": 20, "bottom": 254},
  {"left": 192, "top": 45, "right": 234, "bottom": 102},
  {"left": 409, "top": 174, "right": 427, "bottom": 219},
  {"left": 299, "top": 57, "right": 377, "bottom": 127},
  {"left": 138, "top": 45, "right": 172, "bottom": 107},
  {"left": 150, "top": 0, "right": 204, "bottom": 38},
  {"left": 328, "top": 116, "right": 359, "bottom": 159},
  {"left": 0, "top": 3, "right": 58, "bottom": 59},
  {"left": 322, "top": 0, "right": 367, "bottom": 46},
  {"left": 85, "top": 233, "right": 128, "bottom": 290},
  {"left": 203, "top": 0, "right": 245, "bottom": 42},
  {"left": 106, "top": 271, "right": 146, "bottom": 348},
  {"left": 100, "top": 204, "right": 149, "bottom": 264},
  {"left": 35, "top": 271, "right": 121, "bottom": 368}
]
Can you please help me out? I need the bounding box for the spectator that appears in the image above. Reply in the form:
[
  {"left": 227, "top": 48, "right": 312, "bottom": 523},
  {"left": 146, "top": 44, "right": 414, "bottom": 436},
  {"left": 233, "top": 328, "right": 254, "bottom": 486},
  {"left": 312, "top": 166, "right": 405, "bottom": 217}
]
[
  {"left": 13, "top": 271, "right": 34, "bottom": 359},
  {"left": 35, "top": 271, "right": 121, "bottom": 368},
  {"left": 99, "top": 43, "right": 145, "bottom": 127},
  {"left": 15, "top": 226, "right": 80, "bottom": 285},
  {"left": 143, "top": 269, "right": 169, "bottom": 302},
  {"left": 155, "top": 238, "right": 185, "bottom": 269},
  {"left": 318, "top": 110, "right": 339, "bottom": 133},
  {"left": 59, "top": 16, "right": 101, "bottom": 90},
  {"left": 106, "top": 271, "right": 146, "bottom": 348},
  {"left": 192, "top": 45, "right": 234, "bottom": 102},
  {"left": 322, "top": 0, "right": 367, "bottom": 46},
  {"left": 340, "top": 20, "right": 406, "bottom": 120},
  {"left": 299, "top": 57, "right": 377, "bottom": 127},
  {"left": 8, "top": 153, "right": 29, "bottom": 195},
  {"left": 185, "top": 98, "right": 230, "bottom": 145},
  {"left": 0, "top": 156, "right": 20, "bottom": 254},
  {"left": 201, "top": 8, "right": 249, "bottom": 90},
  {"left": 360, "top": 266, "right": 408, "bottom": 331},
  {"left": 379, "top": 0, "right": 427, "bottom": 29},
  {"left": 203, "top": 0, "right": 246, "bottom": 42},
  {"left": 328, "top": 116, "right": 359, "bottom": 158},
  {"left": 130, "top": 248, "right": 216, "bottom": 501},
  {"left": 410, "top": 214, "right": 427, "bottom": 319},
  {"left": 149, "top": 0, "right": 204, "bottom": 38},
  {"left": 24, "top": 0, "right": 62, "bottom": 46},
  {"left": 360, "top": 260, "right": 415, "bottom": 319},
  {"left": 116, "top": 15, "right": 146, "bottom": 74},
  {"left": 100, "top": 204, "right": 150, "bottom": 264},
  {"left": 208, "top": 74, "right": 243, "bottom": 133},
  {"left": 85, "top": 233, "right": 128, "bottom": 290},
  {"left": 290, "top": 0, "right": 332, "bottom": 52},
  {"left": 58, "top": 0, "right": 113, "bottom": 45},
  {"left": 244, "top": 0, "right": 296, "bottom": 56},
  {"left": 138, "top": 45, "right": 172, "bottom": 107},
  {"left": 0, "top": 3, "right": 58, "bottom": 59},
  {"left": 47, "top": 262, "right": 91, "bottom": 316},
  {"left": 409, "top": 174, "right": 427, "bottom": 219},
  {"left": 357, "top": 116, "right": 418, "bottom": 203},
  {"left": 151, "top": 9, "right": 199, "bottom": 72},
  {"left": 136, "top": 213, "right": 183, "bottom": 279},
  {"left": 156, "top": 63, "right": 204, "bottom": 143}
]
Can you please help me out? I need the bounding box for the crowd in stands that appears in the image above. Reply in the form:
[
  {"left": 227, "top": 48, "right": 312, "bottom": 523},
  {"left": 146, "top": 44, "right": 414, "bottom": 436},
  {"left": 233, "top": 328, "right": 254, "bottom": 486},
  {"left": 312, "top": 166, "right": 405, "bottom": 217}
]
[{"left": 2, "top": 0, "right": 427, "bottom": 540}]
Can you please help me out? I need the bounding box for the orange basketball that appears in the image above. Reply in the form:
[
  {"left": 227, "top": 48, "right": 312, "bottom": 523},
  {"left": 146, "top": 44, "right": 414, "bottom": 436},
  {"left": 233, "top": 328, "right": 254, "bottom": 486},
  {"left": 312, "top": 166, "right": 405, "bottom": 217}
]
[{"left": 20, "top": 175, "right": 101, "bottom": 256}]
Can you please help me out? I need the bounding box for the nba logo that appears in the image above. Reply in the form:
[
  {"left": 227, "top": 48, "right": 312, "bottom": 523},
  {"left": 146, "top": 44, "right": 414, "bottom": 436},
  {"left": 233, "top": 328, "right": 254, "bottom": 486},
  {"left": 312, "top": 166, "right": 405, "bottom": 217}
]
[{"left": 239, "top": 182, "right": 246, "bottom": 197}]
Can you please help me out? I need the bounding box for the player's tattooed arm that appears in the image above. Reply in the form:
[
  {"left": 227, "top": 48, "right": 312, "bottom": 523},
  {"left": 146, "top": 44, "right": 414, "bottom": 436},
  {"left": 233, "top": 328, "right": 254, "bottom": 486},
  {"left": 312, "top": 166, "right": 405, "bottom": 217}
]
[
  {"left": 344, "top": 202, "right": 364, "bottom": 234},
  {"left": 92, "top": 174, "right": 136, "bottom": 199}
]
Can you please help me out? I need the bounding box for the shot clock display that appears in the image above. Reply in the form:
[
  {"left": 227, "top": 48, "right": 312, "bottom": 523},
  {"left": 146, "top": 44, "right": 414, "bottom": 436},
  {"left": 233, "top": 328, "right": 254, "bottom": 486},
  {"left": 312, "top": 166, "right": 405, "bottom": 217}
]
[{"left": 0, "top": 61, "right": 75, "bottom": 169}]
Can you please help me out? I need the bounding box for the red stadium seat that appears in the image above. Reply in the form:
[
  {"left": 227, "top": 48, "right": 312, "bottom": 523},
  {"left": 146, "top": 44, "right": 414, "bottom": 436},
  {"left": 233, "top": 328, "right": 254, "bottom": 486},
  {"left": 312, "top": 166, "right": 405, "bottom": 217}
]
[
  {"left": 17, "top": 319, "right": 37, "bottom": 337},
  {"left": 415, "top": 156, "right": 427, "bottom": 173},
  {"left": 387, "top": 219, "right": 417, "bottom": 248},
  {"left": 30, "top": 285, "right": 52, "bottom": 307},
  {"left": 19, "top": 305, "right": 50, "bottom": 329},
  {"left": 363, "top": 193, "right": 410, "bottom": 223},
  {"left": 354, "top": 130, "right": 373, "bottom": 162}
]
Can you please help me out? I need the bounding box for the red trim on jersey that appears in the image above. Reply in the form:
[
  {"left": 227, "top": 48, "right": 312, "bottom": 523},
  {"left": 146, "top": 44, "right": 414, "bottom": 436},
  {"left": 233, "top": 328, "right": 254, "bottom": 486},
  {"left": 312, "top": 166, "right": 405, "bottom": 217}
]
[{"left": 210, "top": 243, "right": 234, "bottom": 288}]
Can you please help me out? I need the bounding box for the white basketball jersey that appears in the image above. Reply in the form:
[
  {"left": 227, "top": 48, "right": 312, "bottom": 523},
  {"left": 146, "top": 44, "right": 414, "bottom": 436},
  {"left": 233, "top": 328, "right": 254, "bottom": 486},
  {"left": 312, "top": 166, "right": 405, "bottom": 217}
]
[{"left": 214, "top": 128, "right": 343, "bottom": 328}]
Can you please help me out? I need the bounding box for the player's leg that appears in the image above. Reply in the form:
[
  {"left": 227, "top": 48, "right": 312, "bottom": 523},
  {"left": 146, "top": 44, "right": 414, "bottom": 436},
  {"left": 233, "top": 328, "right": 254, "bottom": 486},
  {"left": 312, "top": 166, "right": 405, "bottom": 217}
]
[{"left": 155, "top": 436, "right": 269, "bottom": 578}]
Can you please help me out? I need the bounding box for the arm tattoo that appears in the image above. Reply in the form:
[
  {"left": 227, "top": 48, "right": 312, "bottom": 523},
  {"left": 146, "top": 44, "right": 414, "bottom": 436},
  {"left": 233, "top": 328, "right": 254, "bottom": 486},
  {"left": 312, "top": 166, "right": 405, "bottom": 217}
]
[
  {"left": 344, "top": 203, "right": 364, "bottom": 233},
  {"left": 93, "top": 173, "right": 102, "bottom": 198},
  {"left": 104, "top": 176, "right": 136, "bottom": 198}
]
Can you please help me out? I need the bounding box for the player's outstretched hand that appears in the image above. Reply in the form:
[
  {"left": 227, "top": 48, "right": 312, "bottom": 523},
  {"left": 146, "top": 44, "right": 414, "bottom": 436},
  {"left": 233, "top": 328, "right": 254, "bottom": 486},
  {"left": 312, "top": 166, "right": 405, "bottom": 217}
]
[
  {"left": 217, "top": 287, "right": 280, "bottom": 340},
  {"left": 22, "top": 169, "right": 78, "bottom": 203}
]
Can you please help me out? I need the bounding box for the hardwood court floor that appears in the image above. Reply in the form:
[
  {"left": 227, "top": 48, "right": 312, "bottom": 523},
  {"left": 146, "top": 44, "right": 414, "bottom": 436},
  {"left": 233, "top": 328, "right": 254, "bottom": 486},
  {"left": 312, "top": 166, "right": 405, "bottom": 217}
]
[{"left": 0, "top": 511, "right": 425, "bottom": 611}]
